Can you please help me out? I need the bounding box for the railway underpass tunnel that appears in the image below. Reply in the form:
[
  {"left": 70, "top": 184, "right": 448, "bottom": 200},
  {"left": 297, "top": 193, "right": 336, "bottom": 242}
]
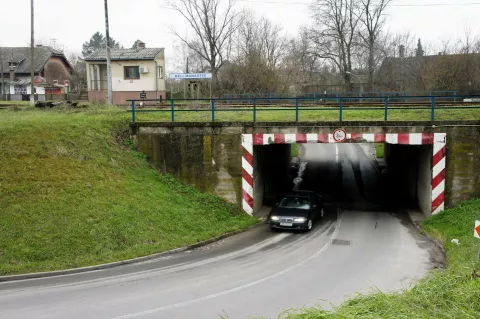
[
  {"left": 383, "top": 143, "right": 434, "bottom": 216},
  {"left": 252, "top": 141, "right": 434, "bottom": 218}
]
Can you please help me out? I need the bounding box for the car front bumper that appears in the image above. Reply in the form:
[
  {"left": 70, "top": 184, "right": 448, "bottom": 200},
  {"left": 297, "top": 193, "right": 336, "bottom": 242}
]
[{"left": 269, "top": 220, "right": 309, "bottom": 230}]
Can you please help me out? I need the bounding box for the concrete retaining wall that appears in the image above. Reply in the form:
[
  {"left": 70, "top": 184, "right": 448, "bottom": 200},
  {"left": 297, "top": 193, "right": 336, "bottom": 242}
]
[{"left": 131, "top": 121, "right": 480, "bottom": 210}]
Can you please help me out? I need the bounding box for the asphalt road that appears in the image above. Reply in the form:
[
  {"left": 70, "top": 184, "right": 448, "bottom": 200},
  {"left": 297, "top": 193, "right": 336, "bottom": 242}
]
[{"left": 0, "top": 143, "right": 444, "bottom": 319}]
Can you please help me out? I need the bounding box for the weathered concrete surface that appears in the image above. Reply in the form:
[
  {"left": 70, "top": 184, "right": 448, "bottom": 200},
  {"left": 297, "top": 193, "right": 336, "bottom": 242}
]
[{"left": 131, "top": 121, "right": 480, "bottom": 210}]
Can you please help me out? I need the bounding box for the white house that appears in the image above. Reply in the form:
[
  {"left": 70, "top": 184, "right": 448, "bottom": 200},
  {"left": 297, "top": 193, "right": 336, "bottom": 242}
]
[{"left": 84, "top": 42, "right": 166, "bottom": 105}]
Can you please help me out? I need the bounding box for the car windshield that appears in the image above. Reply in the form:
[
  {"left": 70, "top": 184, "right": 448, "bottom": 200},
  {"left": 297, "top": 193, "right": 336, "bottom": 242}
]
[{"left": 280, "top": 196, "right": 310, "bottom": 210}]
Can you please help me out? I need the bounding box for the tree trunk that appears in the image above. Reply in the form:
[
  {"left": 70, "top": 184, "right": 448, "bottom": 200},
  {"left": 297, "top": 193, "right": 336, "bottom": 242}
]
[{"left": 368, "top": 41, "right": 375, "bottom": 91}]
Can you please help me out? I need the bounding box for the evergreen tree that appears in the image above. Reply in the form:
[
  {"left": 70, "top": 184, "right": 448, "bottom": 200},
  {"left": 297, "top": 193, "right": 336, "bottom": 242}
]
[
  {"left": 415, "top": 39, "right": 424, "bottom": 58},
  {"left": 131, "top": 40, "right": 144, "bottom": 49},
  {"left": 82, "top": 32, "right": 121, "bottom": 57}
]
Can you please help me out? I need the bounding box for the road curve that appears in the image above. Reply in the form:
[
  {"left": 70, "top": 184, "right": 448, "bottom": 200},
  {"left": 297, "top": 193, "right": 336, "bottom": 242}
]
[{"left": 0, "top": 144, "right": 443, "bottom": 319}]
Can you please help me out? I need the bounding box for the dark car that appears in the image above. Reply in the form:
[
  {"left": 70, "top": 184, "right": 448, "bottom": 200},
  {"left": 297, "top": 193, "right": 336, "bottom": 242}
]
[{"left": 268, "top": 191, "right": 324, "bottom": 231}]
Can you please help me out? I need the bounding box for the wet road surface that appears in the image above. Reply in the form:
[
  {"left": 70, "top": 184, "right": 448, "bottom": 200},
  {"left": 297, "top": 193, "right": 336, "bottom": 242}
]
[{"left": 0, "top": 143, "right": 444, "bottom": 319}]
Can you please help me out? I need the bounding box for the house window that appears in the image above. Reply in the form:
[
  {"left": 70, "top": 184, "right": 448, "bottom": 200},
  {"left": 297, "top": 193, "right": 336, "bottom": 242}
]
[
  {"left": 14, "top": 85, "right": 27, "bottom": 94},
  {"left": 124, "top": 66, "right": 140, "bottom": 80},
  {"left": 157, "top": 66, "right": 163, "bottom": 79}
]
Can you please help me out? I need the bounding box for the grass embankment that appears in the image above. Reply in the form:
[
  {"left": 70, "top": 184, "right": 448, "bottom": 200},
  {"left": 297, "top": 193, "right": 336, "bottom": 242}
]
[
  {"left": 0, "top": 106, "right": 257, "bottom": 275},
  {"left": 274, "top": 199, "right": 480, "bottom": 319},
  {"left": 135, "top": 107, "right": 480, "bottom": 122}
]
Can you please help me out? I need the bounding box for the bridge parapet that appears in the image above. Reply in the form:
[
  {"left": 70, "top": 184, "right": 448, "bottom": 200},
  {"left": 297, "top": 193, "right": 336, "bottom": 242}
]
[{"left": 131, "top": 121, "right": 480, "bottom": 213}]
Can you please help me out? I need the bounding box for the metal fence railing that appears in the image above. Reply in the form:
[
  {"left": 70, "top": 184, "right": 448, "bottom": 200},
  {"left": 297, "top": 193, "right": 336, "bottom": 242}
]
[
  {"left": 223, "top": 91, "right": 459, "bottom": 104},
  {"left": 127, "top": 94, "right": 480, "bottom": 123}
]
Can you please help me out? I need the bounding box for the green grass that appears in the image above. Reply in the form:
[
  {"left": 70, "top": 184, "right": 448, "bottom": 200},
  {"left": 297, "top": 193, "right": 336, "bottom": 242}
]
[
  {"left": 375, "top": 143, "right": 384, "bottom": 159},
  {"left": 0, "top": 105, "right": 258, "bottom": 275},
  {"left": 291, "top": 144, "right": 299, "bottom": 158},
  {"left": 134, "top": 107, "right": 480, "bottom": 122},
  {"left": 268, "top": 199, "right": 480, "bottom": 319}
]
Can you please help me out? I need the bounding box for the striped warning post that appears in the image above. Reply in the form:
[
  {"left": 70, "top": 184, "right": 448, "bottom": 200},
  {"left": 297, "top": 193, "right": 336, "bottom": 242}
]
[
  {"left": 241, "top": 132, "right": 446, "bottom": 215},
  {"left": 432, "top": 133, "right": 446, "bottom": 215}
]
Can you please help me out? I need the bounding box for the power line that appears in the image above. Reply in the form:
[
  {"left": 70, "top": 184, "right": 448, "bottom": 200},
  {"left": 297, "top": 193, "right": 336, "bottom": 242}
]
[{"left": 238, "top": 0, "right": 480, "bottom": 7}]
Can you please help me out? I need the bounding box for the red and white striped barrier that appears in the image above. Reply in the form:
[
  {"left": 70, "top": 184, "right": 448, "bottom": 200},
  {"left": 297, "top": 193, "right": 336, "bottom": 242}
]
[{"left": 241, "top": 132, "right": 447, "bottom": 215}]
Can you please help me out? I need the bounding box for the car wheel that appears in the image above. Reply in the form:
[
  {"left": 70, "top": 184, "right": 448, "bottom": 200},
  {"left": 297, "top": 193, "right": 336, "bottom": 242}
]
[
  {"left": 306, "top": 219, "right": 313, "bottom": 231},
  {"left": 270, "top": 226, "right": 278, "bottom": 232}
]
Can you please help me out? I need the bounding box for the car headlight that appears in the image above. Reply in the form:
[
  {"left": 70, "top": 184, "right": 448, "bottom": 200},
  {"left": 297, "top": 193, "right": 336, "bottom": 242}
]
[
  {"left": 271, "top": 216, "right": 280, "bottom": 221},
  {"left": 294, "top": 217, "right": 307, "bottom": 223}
]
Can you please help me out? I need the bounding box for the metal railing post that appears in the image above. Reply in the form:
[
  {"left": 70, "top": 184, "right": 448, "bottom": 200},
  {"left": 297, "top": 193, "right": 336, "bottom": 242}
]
[
  {"left": 431, "top": 96, "right": 435, "bottom": 121},
  {"left": 171, "top": 99, "right": 175, "bottom": 122},
  {"left": 384, "top": 97, "right": 389, "bottom": 121},
  {"left": 295, "top": 98, "right": 299, "bottom": 122},
  {"left": 211, "top": 99, "right": 215, "bottom": 121},
  {"left": 131, "top": 100, "right": 136, "bottom": 122},
  {"left": 339, "top": 97, "right": 343, "bottom": 121},
  {"left": 253, "top": 98, "right": 257, "bottom": 122}
]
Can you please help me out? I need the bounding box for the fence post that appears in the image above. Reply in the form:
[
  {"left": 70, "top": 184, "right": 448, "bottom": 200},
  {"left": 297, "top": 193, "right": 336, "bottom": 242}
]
[
  {"left": 384, "top": 97, "right": 389, "bottom": 121},
  {"left": 295, "top": 98, "right": 299, "bottom": 122},
  {"left": 253, "top": 98, "right": 257, "bottom": 122},
  {"left": 171, "top": 99, "right": 175, "bottom": 122},
  {"left": 431, "top": 96, "right": 435, "bottom": 121},
  {"left": 211, "top": 99, "right": 215, "bottom": 121},
  {"left": 131, "top": 100, "right": 136, "bottom": 122},
  {"left": 339, "top": 97, "right": 343, "bottom": 121}
]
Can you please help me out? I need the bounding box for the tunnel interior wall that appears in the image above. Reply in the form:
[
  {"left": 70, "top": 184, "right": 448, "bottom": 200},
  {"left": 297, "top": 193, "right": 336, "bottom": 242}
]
[
  {"left": 253, "top": 146, "right": 265, "bottom": 212},
  {"left": 254, "top": 144, "right": 292, "bottom": 208},
  {"left": 384, "top": 144, "right": 432, "bottom": 216}
]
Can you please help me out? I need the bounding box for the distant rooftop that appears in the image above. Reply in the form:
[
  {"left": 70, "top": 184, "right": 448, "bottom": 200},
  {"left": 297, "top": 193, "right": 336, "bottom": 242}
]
[
  {"left": 0, "top": 46, "right": 69, "bottom": 74},
  {"left": 84, "top": 48, "right": 164, "bottom": 61}
]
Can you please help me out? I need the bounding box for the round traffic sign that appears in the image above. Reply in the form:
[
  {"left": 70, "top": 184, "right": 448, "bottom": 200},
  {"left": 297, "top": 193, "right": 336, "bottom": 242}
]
[{"left": 333, "top": 128, "right": 347, "bottom": 142}]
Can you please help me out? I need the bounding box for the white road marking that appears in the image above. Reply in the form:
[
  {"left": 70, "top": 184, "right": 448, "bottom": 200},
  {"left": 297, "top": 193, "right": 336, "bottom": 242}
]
[
  {"left": 0, "top": 231, "right": 297, "bottom": 294},
  {"left": 109, "top": 216, "right": 342, "bottom": 319}
]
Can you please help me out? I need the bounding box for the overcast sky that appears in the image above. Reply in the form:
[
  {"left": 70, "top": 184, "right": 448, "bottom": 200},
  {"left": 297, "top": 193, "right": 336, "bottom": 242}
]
[{"left": 1, "top": 0, "right": 479, "bottom": 70}]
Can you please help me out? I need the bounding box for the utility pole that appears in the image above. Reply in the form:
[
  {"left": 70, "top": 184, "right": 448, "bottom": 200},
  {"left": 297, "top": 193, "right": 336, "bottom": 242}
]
[
  {"left": 104, "top": 0, "right": 113, "bottom": 105},
  {"left": 30, "top": 0, "right": 35, "bottom": 106},
  {"left": 0, "top": 48, "right": 6, "bottom": 100},
  {"left": 184, "top": 57, "right": 188, "bottom": 99}
]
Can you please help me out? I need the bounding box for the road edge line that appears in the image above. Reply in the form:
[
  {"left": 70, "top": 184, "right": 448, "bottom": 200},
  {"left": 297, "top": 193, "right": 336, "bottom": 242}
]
[{"left": 0, "top": 222, "right": 264, "bottom": 283}]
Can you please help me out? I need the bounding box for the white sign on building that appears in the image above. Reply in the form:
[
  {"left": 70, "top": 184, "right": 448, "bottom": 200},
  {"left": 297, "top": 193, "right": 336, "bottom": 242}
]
[{"left": 168, "top": 73, "right": 212, "bottom": 80}]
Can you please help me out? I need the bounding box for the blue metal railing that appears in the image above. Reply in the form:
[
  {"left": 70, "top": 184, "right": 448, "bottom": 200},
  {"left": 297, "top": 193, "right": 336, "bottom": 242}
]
[{"left": 127, "top": 94, "right": 480, "bottom": 123}]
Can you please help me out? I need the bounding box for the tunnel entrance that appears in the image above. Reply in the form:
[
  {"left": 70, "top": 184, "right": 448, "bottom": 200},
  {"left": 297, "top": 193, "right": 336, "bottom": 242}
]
[{"left": 242, "top": 133, "right": 446, "bottom": 217}]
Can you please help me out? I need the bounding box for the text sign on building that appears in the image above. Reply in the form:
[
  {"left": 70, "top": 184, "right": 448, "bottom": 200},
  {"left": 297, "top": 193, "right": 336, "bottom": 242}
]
[
  {"left": 475, "top": 220, "right": 480, "bottom": 239},
  {"left": 169, "top": 73, "right": 213, "bottom": 80}
]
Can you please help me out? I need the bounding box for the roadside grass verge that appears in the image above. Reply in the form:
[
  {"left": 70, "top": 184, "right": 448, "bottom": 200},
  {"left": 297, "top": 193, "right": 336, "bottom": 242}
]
[
  {"left": 0, "top": 106, "right": 257, "bottom": 275},
  {"left": 268, "top": 199, "right": 480, "bottom": 319}
]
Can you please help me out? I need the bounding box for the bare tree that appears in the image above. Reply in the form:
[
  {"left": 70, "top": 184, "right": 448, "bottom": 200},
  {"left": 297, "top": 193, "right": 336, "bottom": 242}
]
[
  {"left": 284, "top": 28, "right": 324, "bottom": 91},
  {"left": 222, "top": 11, "right": 287, "bottom": 94},
  {"left": 310, "top": 0, "right": 362, "bottom": 91},
  {"left": 166, "top": 0, "right": 239, "bottom": 91},
  {"left": 358, "top": 0, "right": 392, "bottom": 90},
  {"left": 67, "top": 53, "right": 87, "bottom": 94}
]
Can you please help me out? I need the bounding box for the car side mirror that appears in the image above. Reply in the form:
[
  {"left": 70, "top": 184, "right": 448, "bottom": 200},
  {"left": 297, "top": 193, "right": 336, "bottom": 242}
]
[{"left": 275, "top": 203, "right": 279, "bottom": 207}]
